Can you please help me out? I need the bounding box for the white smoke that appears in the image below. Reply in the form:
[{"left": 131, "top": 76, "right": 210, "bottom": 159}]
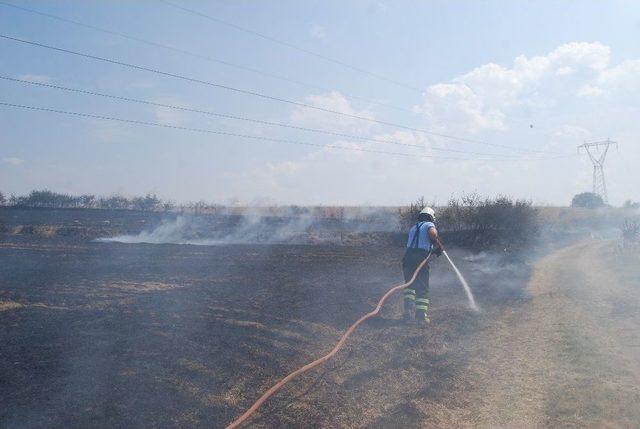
[
  {"left": 96, "top": 207, "right": 402, "bottom": 246},
  {"left": 97, "top": 216, "right": 219, "bottom": 245},
  {"left": 211, "top": 208, "right": 316, "bottom": 244}
]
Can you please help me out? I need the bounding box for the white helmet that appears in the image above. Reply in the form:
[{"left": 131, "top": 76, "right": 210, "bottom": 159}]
[{"left": 419, "top": 206, "right": 436, "bottom": 221}]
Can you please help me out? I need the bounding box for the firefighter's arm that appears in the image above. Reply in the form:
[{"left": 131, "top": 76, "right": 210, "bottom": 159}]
[{"left": 428, "top": 227, "right": 444, "bottom": 256}]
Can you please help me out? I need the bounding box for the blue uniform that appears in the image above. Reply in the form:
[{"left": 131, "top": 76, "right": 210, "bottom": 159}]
[
  {"left": 406, "top": 221, "right": 436, "bottom": 251},
  {"left": 402, "top": 221, "right": 436, "bottom": 321}
]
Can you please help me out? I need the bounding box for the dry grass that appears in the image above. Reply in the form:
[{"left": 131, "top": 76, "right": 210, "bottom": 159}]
[
  {"left": 0, "top": 300, "right": 23, "bottom": 311},
  {"left": 462, "top": 241, "right": 640, "bottom": 428},
  {"left": 107, "top": 281, "right": 183, "bottom": 292}
]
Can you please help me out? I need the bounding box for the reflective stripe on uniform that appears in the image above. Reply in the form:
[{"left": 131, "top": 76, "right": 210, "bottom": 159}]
[
  {"left": 403, "top": 289, "right": 416, "bottom": 298},
  {"left": 416, "top": 305, "right": 429, "bottom": 311},
  {"left": 415, "top": 298, "right": 429, "bottom": 304}
]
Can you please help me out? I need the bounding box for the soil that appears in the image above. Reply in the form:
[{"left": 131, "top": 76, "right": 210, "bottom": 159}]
[{"left": 1, "top": 210, "right": 639, "bottom": 428}]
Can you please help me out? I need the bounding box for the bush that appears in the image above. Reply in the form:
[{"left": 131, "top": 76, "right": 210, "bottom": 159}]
[
  {"left": 13, "top": 189, "right": 78, "bottom": 208},
  {"left": 437, "top": 193, "right": 538, "bottom": 251},
  {"left": 571, "top": 192, "right": 604, "bottom": 208},
  {"left": 397, "top": 197, "right": 429, "bottom": 231},
  {"left": 78, "top": 194, "right": 96, "bottom": 208},
  {"left": 0, "top": 191, "right": 5, "bottom": 206},
  {"left": 130, "top": 193, "right": 162, "bottom": 211},
  {"left": 622, "top": 219, "right": 639, "bottom": 248},
  {"left": 161, "top": 200, "right": 176, "bottom": 211},
  {"left": 96, "top": 195, "right": 131, "bottom": 210}
]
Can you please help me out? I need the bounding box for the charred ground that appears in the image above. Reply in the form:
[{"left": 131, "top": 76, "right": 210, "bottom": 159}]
[
  {"left": 2, "top": 207, "right": 638, "bottom": 428},
  {"left": 0, "top": 208, "right": 532, "bottom": 428}
]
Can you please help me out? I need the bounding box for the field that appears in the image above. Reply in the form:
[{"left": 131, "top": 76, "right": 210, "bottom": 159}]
[{"left": 1, "top": 208, "right": 639, "bottom": 428}]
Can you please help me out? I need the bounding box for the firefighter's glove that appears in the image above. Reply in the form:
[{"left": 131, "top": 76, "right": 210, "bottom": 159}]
[{"left": 433, "top": 247, "right": 443, "bottom": 257}]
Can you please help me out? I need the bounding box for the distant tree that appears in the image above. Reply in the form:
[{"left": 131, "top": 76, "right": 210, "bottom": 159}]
[
  {"left": 571, "top": 192, "right": 604, "bottom": 209},
  {"left": 3, "top": 189, "right": 176, "bottom": 212},
  {"left": 623, "top": 200, "right": 640, "bottom": 209},
  {"left": 161, "top": 200, "right": 175, "bottom": 211},
  {"left": 78, "top": 194, "right": 96, "bottom": 208},
  {"left": 97, "top": 195, "right": 131, "bottom": 210},
  {"left": 398, "top": 196, "right": 428, "bottom": 231},
  {"left": 130, "top": 193, "right": 162, "bottom": 211},
  {"left": 289, "top": 205, "right": 306, "bottom": 217},
  {"left": 188, "top": 200, "right": 209, "bottom": 213},
  {"left": 19, "top": 189, "right": 78, "bottom": 208}
]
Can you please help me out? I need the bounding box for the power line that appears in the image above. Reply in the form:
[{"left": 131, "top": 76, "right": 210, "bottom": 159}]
[
  {"left": 161, "top": 0, "right": 423, "bottom": 92},
  {"left": 0, "top": 33, "right": 564, "bottom": 155},
  {"left": 0, "top": 0, "right": 413, "bottom": 114},
  {"left": 0, "top": 101, "right": 480, "bottom": 160},
  {"left": 0, "top": 75, "right": 528, "bottom": 159}
]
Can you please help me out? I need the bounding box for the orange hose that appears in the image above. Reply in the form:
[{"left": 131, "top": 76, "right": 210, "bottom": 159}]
[{"left": 224, "top": 255, "right": 431, "bottom": 429}]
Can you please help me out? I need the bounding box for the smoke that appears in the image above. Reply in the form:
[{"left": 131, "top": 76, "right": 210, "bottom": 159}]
[
  {"left": 97, "top": 215, "right": 216, "bottom": 245},
  {"left": 97, "top": 208, "right": 400, "bottom": 246}
]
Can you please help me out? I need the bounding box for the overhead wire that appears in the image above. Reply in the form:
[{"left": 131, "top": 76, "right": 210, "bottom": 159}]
[
  {"left": 0, "top": 33, "right": 566, "bottom": 156},
  {"left": 0, "top": 75, "right": 536, "bottom": 159},
  {"left": 0, "top": 0, "right": 414, "bottom": 114},
  {"left": 0, "top": 101, "right": 476, "bottom": 161},
  {"left": 160, "top": 0, "right": 423, "bottom": 92},
  {"left": 0, "top": 101, "right": 574, "bottom": 162}
]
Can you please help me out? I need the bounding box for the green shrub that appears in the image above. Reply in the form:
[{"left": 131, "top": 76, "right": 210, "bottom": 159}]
[
  {"left": 571, "top": 192, "right": 604, "bottom": 208},
  {"left": 438, "top": 194, "right": 538, "bottom": 250},
  {"left": 399, "top": 193, "right": 539, "bottom": 251},
  {"left": 397, "top": 197, "right": 430, "bottom": 231}
]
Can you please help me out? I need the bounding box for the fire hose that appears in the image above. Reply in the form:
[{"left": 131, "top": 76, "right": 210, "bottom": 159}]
[{"left": 224, "top": 254, "right": 432, "bottom": 429}]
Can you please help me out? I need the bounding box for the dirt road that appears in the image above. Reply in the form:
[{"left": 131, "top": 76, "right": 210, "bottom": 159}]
[{"left": 459, "top": 241, "right": 640, "bottom": 428}]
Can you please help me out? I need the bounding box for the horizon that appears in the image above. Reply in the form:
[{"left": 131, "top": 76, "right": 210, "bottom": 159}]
[{"left": 3, "top": 187, "right": 634, "bottom": 210}]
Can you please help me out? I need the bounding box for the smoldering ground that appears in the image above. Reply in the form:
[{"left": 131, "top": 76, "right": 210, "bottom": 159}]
[
  {"left": 6, "top": 202, "right": 638, "bottom": 428},
  {"left": 0, "top": 207, "right": 534, "bottom": 428},
  {"left": 96, "top": 207, "right": 401, "bottom": 246}
]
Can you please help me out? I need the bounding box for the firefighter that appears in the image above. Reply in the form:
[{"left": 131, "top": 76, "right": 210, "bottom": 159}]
[{"left": 402, "top": 207, "right": 443, "bottom": 324}]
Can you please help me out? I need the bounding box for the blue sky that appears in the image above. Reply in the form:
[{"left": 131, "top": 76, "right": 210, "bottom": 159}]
[{"left": 1, "top": 0, "right": 639, "bottom": 205}]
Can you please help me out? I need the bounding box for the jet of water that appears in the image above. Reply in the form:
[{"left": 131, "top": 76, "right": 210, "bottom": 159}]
[{"left": 442, "top": 250, "right": 480, "bottom": 312}]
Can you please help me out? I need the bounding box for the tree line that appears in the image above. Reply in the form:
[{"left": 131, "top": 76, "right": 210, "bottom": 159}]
[{"left": 0, "top": 189, "right": 177, "bottom": 211}]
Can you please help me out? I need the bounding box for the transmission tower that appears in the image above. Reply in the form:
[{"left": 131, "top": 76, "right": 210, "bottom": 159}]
[{"left": 577, "top": 138, "right": 618, "bottom": 203}]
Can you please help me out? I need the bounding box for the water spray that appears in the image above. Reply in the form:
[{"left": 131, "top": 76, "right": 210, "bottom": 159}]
[{"left": 442, "top": 250, "right": 479, "bottom": 312}]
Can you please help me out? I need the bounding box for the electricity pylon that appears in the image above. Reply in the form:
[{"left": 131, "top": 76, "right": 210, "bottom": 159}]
[{"left": 577, "top": 138, "right": 618, "bottom": 204}]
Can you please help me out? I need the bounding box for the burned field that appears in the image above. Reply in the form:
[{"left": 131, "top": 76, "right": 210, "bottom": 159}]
[{"left": 0, "top": 208, "right": 541, "bottom": 428}]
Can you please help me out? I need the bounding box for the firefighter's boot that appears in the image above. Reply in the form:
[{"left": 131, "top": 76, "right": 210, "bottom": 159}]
[
  {"left": 403, "top": 289, "right": 416, "bottom": 321},
  {"left": 415, "top": 298, "right": 430, "bottom": 325}
]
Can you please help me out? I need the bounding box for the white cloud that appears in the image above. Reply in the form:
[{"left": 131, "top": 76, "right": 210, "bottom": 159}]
[
  {"left": 552, "top": 125, "right": 592, "bottom": 139},
  {"left": 3, "top": 157, "right": 23, "bottom": 165},
  {"left": 291, "top": 91, "right": 375, "bottom": 133},
  {"left": 547, "top": 42, "right": 610, "bottom": 70},
  {"left": 576, "top": 84, "right": 605, "bottom": 97},
  {"left": 18, "top": 74, "right": 51, "bottom": 84},
  {"left": 414, "top": 42, "right": 628, "bottom": 135},
  {"left": 228, "top": 42, "right": 640, "bottom": 205},
  {"left": 599, "top": 59, "right": 640, "bottom": 92}
]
